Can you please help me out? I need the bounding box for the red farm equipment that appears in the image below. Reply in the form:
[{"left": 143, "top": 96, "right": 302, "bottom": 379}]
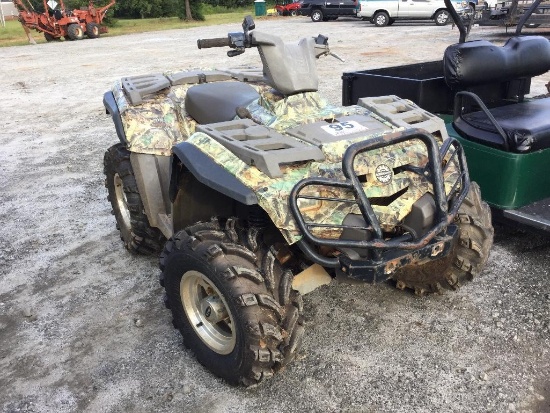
[
  {"left": 275, "top": 0, "right": 301, "bottom": 16},
  {"left": 13, "top": 0, "right": 115, "bottom": 42}
]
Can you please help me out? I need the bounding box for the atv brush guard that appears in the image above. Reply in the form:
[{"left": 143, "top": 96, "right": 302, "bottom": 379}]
[{"left": 290, "top": 129, "right": 470, "bottom": 281}]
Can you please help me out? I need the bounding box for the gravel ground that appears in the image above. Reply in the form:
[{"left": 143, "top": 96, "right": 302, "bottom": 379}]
[{"left": 1, "top": 16, "right": 550, "bottom": 413}]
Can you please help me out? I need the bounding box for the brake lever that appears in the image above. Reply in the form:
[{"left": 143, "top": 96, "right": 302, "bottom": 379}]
[
  {"left": 227, "top": 49, "right": 245, "bottom": 57},
  {"left": 329, "top": 52, "right": 345, "bottom": 63}
]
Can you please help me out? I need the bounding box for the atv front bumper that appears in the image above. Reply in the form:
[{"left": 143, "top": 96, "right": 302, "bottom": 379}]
[{"left": 289, "top": 128, "right": 469, "bottom": 282}]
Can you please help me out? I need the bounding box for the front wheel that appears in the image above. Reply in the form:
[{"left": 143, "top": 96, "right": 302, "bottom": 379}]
[
  {"left": 434, "top": 9, "right": 450, "bottom": 26},
  {"left": 290, "top": 10, "right": 297, "bottom": 16},
  {"left": 392, "top": 182, "right": 494, "bottom": 295},
  {"left": 311, "top": 9, "right": 324, "bottom": 22},
  {"left": 373, "top": 11, "right": 390, "bottom": 27},
  {"left": 160, "top": 219, "right": 305, "bottom": 386},
  {"left": 104, "top": 143, "right": 165, "bottom": 255},
  {"left": 44, "top": 33, "right": 59, "bottom": 42}
]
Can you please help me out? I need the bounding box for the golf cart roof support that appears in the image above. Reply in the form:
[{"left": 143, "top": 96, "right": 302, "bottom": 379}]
[{"left": 444, "top": 0, "right": 468, "bottom": 43}]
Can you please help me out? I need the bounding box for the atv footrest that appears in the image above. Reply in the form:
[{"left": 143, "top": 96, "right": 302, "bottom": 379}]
[{"left": 196, "top": 119, "right": 325, "bottom": 178}]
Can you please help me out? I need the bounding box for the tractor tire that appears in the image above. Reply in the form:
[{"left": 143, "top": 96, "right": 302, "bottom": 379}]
[
  {"left": 311, "top": 9, "right": 324, "bottom": 22},
  {"left": 104, "top": 143, "right": 165, "bottom": 255},
  {"left": 434, "top": 9, "right": 450, "bottom": 26},
  {"left": 86, "top": 23, "right": 100, "bottom": 38},
  {"left": 44, "top": 33, "right": 58, "bottom": 42},
  {"left": 160, "top": 218, "right": 305, "bottom": 386},
  {"left": 290, "top": 10, "right": 297, "bottom": 16},
  {"left": 67, "top": 24, "right": 84, "bottom": 40},
  {"left": 373, "top": 11, "right": 390, "bottom": 27},
  {"left": 392, "top": 182, "right": 494, "bottom": 295}
]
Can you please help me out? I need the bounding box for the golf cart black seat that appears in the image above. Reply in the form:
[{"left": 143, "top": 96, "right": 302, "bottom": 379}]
[{"left": 444, "top": 36, "right": 550, "bottom": 153}]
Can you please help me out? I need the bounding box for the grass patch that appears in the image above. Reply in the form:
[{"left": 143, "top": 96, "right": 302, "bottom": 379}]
[{"left": 0, "top": 9, "right": 255, "bottom": 47}]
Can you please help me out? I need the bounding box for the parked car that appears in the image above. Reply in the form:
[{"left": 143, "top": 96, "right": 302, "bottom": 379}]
[
  {"left": 299, "top": 0, "right": 359, "bottom": 22},
  {"left": 357, "top": 0, "right": 466, "bottom": 26}
]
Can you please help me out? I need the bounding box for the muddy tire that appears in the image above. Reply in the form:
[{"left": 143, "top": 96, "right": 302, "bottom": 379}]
[
  {"left": 392, "top": 182, "right": 493, "bottom": 295},
  {"left": 44, "top": 33, "right": 58, "bottom": 42},
  {"left": 86, "top": 23, "right": 100, "bottom": 38},
  {"left": 160, "top": 218, "right": 304, "bottom": 386},
  {"left": 104, "top": 143, "right": 165, "bottom": 255},
  {"left": 67, "top": 24, "right": 84, "bottom": 40}
]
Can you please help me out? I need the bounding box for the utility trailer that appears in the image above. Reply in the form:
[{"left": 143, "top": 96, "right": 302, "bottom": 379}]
[{"left": 342, "top": 0, "right": 550, "bottom": 234}]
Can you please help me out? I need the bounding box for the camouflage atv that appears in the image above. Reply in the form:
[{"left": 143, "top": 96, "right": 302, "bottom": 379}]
[{"left": 103, "top": 16, "right": 493, "bottom": 386}]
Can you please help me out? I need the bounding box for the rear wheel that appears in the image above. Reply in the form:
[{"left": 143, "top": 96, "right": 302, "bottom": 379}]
[
  {"left": 86, "top": 22, "right": 100, "bottom": 38},
  {"left": 67, "top": 24, "right": 84, "bottom": 40},
  {"left": 104, "top": 143, "right": 165, "bottom": 255},
  {"left": 290, "top": 10, "right": 297, "bottom": 16},
  {"left": 434, "top": 9, "right": 450, "bottom": 26},
  {"left": 392, "top": 182, "right": 494, "bottom": 295},
  {"left": 373, "top": 11, "right": 390, "bottom": 27},
  {"left": 311, "top": 9, "right": 324, "bottom": 22},
  {"left": 160, "top": 218, "right": 305, "bottom": 386}
]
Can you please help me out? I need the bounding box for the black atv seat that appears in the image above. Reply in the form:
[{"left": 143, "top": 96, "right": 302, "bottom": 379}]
[
  {"left": 444, "top": 36, "right": 550, "bottom": 153},
  {"left": 185, "top": 82, "right": 260, "bottom": 125}
]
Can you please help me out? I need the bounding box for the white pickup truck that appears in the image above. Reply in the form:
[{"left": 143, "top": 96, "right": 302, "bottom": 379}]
[{"left": 357, "top": 0, "right": 465, "bottom": 26}]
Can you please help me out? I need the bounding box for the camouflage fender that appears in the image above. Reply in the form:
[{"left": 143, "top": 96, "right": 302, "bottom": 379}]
[{"left": 187, "top": 129, "right": 457, "bottom": 244}]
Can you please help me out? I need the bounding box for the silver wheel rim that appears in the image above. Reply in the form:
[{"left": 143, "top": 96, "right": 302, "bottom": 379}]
[
  {"left": 313, "top": 11, "right": 321, "bottom": 20},
  {"left": 113, "top": 173, "right": 131, "bottom": 232},
  {"left": 376, "top": 15, "right": 386, "bottom": 25},
  {"left": 181, "top": 270, "right": 236, "bottom": 354},
  {"left": 437, "top": 12, "right": 447, "bottom": 24}
]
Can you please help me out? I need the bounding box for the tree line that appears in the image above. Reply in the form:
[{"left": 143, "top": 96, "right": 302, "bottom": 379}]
[{"left": 26, "top": 0, "right": 254, "bottom": 20}]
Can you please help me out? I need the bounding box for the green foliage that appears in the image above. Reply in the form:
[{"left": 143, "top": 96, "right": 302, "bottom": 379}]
[
  {"left": 113, "top": 0, "right": 180, "bottom": 18},
  {"left": 202, "top": 0, "right": 254, "bottom": 7},
  {"left": 17, "top": 0, "right": 252, "bottom": 20},
  {"left": 176, "top": 0, "right": 204, "bottom": 20}
]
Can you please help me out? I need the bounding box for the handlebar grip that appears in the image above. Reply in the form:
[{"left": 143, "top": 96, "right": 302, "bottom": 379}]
[{"left": 197, "top": 37, "right": 231, "bottom": 49}]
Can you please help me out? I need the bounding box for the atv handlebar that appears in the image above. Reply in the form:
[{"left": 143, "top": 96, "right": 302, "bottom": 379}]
[{"left": 197, "top": 37, "right": 231, "bottom": 49}]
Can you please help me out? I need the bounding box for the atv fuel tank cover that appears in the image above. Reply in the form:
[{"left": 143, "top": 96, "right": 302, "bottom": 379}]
[{"left": 285, "top": 114, "right": 391, "bottom": 147}]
